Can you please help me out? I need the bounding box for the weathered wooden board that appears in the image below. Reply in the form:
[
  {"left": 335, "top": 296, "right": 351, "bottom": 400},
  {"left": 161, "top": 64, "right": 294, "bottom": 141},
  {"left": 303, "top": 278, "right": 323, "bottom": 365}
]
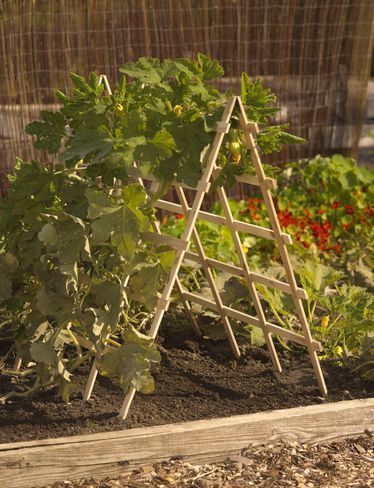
[{"left": 0, "top": 399, "right": 373, "bottom": 488}]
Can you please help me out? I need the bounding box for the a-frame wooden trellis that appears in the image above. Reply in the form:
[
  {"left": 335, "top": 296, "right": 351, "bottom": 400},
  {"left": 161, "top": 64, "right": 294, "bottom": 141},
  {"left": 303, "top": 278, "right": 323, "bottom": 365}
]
[{"left": 83, "top": 77, "right": 327, "bottom": 419}]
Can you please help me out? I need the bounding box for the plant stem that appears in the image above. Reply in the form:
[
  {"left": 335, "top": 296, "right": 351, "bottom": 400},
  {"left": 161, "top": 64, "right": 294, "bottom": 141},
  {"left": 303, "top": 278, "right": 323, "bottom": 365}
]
[
  {"left": 0, "top": 378, "right": 42, "bottom": 403},
  {"left": 308, "top": 300, "right": 317, "bottom": 322},
  {"left": 276, "top": 336, "right": 292, "bottom": 351},
  {"left": 270, "top": 304, "right": 286, "bottom": 327},
  {"left": 66, "top": 326, "right": 82, "bottom": 357},
  {"left": 104, "top": 337, "right": 121, "bottom": 348}
]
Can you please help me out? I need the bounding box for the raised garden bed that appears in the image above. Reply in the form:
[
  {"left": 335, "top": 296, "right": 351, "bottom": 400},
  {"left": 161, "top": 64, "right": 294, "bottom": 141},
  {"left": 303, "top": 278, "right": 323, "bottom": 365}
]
[
  {"left": 1, "top": 322, "right": 373, "bottom": 444},
  {"left": 0, "top": 318, "right": 373, "bottom": 488}
]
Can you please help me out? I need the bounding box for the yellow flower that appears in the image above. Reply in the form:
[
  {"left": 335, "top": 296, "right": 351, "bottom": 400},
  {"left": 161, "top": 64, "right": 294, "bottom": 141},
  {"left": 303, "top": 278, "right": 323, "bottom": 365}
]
[
  {"left": 333, "top": 345, "right": 343, "bottom": 357},
  {"left": 321, "top": 316, "right": 330, "bottom": 327},
  {"left": 242, "top": 244, "right": 248, "bottom": 254},
  {"left": 115, "top": 103, "right": 124, "bottom": 113},
  {"left": 228, "top": 141, "right": 241, "bottom": 163},
  {"left": 173, "top": 105, "right": 183, "bottom": 117}
]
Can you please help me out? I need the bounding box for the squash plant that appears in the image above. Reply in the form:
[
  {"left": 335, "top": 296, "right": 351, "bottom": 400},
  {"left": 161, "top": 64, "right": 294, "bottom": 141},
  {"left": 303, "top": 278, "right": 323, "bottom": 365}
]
[{"left": 0, "top": 55, "right": 304, "bottom": 402}]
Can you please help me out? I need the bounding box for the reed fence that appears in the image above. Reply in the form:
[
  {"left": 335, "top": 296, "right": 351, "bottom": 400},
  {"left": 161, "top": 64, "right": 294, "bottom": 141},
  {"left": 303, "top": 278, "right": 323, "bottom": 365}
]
[{"left": 0, "top": 0, "right": 373, "bottom": 197}]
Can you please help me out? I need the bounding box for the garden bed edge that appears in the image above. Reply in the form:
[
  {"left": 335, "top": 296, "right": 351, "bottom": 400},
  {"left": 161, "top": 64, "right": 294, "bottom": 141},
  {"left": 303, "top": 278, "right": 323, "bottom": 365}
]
[{"left": 0, "top": 398, "right": 373, "bottom": 488}]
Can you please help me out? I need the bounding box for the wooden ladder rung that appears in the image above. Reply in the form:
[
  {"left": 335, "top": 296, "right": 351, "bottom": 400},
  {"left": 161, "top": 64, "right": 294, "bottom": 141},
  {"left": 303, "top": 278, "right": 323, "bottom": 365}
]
[
  {"left": 156, "top": 200, "right": 291, "bottom": 245},
  {"left": 237, "top": 174, "right": 277, "bottom": 190},
  {"left": 183, "top": 251, "right": 307, "bottom": 300},
  {"left": 249, "top": 271, "right": 308, "bottom": 300},
  {"left": 155, "top": 200, "right": 227, "bottom": 226},
  {"left": 182, "top": 291, "right": 219, "bottom": 312},
  {"left": 214, "top": 168, "right": 277, "bottom": 190},
  {"left": 221, "top": 306, "right": 322, "bottom": 351},
  {"left": 155, "top": 199, "right": 182, "bottom": 213},
  {"left": 233, "top": 220, "right": 292, "bottom": 245},
  {"left": 184, "top": 251, "right": 242, "bottom": 276}
]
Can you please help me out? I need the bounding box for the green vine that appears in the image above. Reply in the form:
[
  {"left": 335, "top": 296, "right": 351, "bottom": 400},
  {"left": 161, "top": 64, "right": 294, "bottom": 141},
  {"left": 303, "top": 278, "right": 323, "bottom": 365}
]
[{"left": 0, "top": 55, "right": 304, "bottom": 401}]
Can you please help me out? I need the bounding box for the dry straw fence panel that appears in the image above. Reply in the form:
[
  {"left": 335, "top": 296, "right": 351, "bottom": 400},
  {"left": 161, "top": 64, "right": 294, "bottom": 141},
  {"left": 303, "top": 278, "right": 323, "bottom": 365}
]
[{"left": 0, "top": 0, "right": 373, "bottom": 196}]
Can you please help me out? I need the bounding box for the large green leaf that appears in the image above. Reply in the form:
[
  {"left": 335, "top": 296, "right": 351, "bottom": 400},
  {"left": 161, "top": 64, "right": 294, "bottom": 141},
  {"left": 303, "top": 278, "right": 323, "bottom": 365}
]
[
  {"left": 25, "top": 111, "right": 66, "bottom": 153},
  {"left": 120, "top": 57, "right": 164, "bottom": 84},
  {"left": 197, "top": 53, "right": 224, "bottom": 81},
  {"left": 297, "top": 260, "right": 344, "bottom": 298},
  {"left": 36, "top": 286, "right": 74, "bottom": 324},
  {"left": 241, "top": 73, "right": 278, "bottom": 123},
  {"left": 54, "top": 215, "right": 88, "bottom": 264},
  {"left": 30, "top": 342, "right": 58, "bottom": 366},
  {"left": 0, "top": 274, "right": 12, "bottom": 301},
  {"left": 0, "top": 252, "right": 18, "bottom": 301},
  {"left": 89, "top": 280, "right": 124, "bottom": 332},
  {"left": 85, "top": 188, "right": 118, "bottom": 220},
  {"left": 129, "top": 264, "right": 160, "bottom": 310},
  {"left": 0, "top": 252, "right": 19, "bottom": 272},
  {"left": 61, "top": 127, "right": 113, "bottom": 162},
  {"left": 86, "top": 186, "right": 150, "bottom": 259},
  {"left": 38, "top": 223, "right": 58, "bottom": 247},
  {"left": 150, "top": 129, "right": 175, "bottom": 158},
  {"left": 98, "top": 326, "right": 160, "bottom": 394}
]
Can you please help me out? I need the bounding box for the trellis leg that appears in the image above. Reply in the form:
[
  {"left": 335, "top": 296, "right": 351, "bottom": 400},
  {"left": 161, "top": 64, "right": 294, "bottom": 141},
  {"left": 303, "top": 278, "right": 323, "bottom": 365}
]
[
  {"left": 118, "top": 96, "right": 238, "bottom": 419},
  {"left": 175, "top": 186, "right": 241, "bottom": 359},
  {"left": 213, "top": 181, "right": 282, "bottom": 373},
  {"left": 14, "top": 357, "right": 22, "bottom": 371},
  {"left": 83, "top": 361, "right": 99, "bottom": 401},
  {"left": 237, "top": 99, "right": 327, "bottom": 396},
  {"left": 98, "top": 74, "right": 112, "bottom": 95}
]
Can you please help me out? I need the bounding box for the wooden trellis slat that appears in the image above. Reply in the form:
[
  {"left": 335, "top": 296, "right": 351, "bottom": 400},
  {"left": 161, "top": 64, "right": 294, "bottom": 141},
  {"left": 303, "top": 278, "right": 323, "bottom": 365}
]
[
  {"left": 155, "top": 199, "right": 292, "bottom": 244},
  {"left": 80, "top": 77, "right": 327, "bottom": 419},
  {"left": 183, "top": 251, "right": 308, "bottom": 300},
  {"left": 181, "top": 291, "right": 322, "bottom": 351},
  {"left": 213, "top": 167, "right": 277, "bottom": 190}
]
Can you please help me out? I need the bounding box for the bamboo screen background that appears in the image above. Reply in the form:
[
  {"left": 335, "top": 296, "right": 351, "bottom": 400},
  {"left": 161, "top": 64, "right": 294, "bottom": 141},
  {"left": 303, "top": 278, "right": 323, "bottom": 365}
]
[{"left": 0, "top": 0, "right": 373, "bottom": 197}]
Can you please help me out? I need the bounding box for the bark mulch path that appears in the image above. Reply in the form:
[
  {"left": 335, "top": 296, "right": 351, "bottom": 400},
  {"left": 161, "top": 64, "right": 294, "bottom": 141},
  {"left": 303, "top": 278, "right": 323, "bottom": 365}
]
[{"left": 41, "top": 431, "right": 373, "bottom": 488}]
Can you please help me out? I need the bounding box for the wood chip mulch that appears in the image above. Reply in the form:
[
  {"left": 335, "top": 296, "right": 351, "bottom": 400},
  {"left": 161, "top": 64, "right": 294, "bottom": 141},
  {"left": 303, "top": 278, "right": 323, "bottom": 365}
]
[{"left": 44, "top": 431, "right": 373, "bottom": 488}]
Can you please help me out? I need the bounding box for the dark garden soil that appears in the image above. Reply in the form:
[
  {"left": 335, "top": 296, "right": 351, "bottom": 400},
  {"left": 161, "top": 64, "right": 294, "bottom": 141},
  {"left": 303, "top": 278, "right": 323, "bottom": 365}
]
[{"left": 0, "top": 316, "right": 373, "bottom": 444}]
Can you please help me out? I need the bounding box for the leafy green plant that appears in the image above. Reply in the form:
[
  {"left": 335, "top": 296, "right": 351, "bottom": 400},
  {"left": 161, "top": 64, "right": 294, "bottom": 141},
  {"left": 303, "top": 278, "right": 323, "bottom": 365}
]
[
  {"left": 263, "top": 258, "right": 373, "bottom": 372},
  {"left": 0, "top": 161, "right": 170, "bottom": 402},
  {"left": 197, "top": 154, "right": 374, "bottom": 281},
  {"left": 277, "top": 155, "right": 374, "bottom": 282},
  {"left": 0, "top": 55, "right": 302, "bottom": 402},
  {"left": 217, "top": 258, "right": 373, "bottom": 371}
]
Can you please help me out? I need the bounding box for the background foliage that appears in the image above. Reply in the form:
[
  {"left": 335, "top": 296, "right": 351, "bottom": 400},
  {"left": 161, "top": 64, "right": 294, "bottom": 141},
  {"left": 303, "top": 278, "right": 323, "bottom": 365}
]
[{"left": 163, "top": 155, "right": 374, "bottom": 375}]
